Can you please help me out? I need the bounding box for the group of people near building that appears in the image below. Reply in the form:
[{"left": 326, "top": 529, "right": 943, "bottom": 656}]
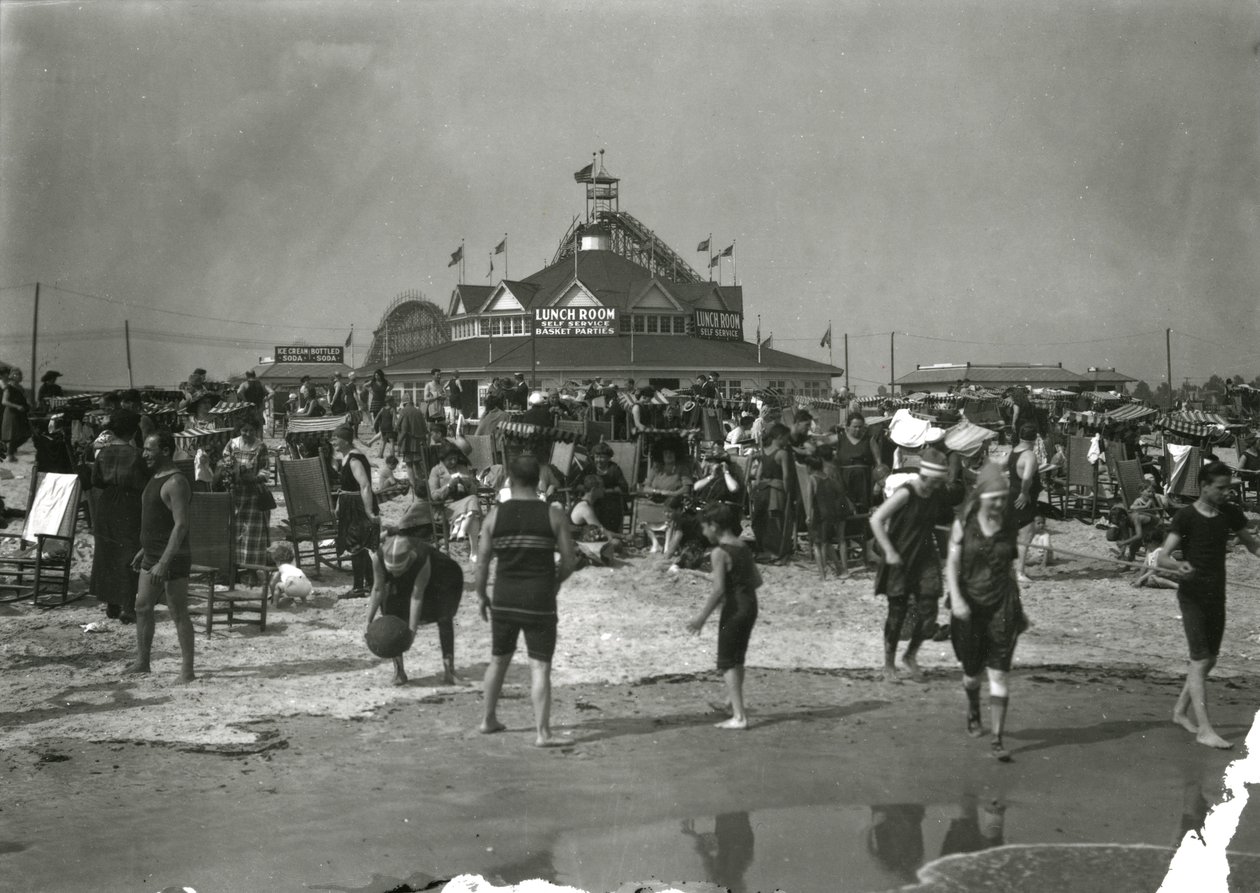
[{"left": 9, "top": 359, "right": 1257, "bottom": 758}]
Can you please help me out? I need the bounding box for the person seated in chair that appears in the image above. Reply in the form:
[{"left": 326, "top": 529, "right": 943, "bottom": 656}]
[
  {"left": 428, "top": 444, "right": 483, "bottom": 560},
  {"left": 663, "top": 446, "right": 744, "bottom": 569},
  {"left": 639, "top": 439, "right": 694, "bottom": 553}
]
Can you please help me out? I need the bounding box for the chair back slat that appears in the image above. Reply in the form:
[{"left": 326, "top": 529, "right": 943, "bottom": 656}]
[
  {"left": 584, "top": 420, "right": 612, "bottom": 443},
  {"left": 22, "top": 472, "right": 81, "bottom": 542},
  {"left": 277, "top": 457, "right": 335, "bottom": 522},
  {"left": 1114, "top": 459, "right": 1145, "bottom": 508},
  {"left": 1066, "top": 436, "right": 1096, "bottom": 488},
  {"left": 550, "top": 442, "right": 576, "bottom": 478},
  {"left": 465, "top": 435, "right": 495, "bottom": 472},
  {"left": 604, "top": 440, "right": 640, "bottom": 486},
  {"left": 188, "top": 492, "right": 234, "bottom": 576}
]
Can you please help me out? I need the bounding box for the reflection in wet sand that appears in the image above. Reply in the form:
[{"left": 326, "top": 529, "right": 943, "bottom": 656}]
[{"left": 681, "top": 812, "right": 755, "bottom": 893}]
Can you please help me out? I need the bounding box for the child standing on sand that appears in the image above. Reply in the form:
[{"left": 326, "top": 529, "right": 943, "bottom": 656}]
[{"left": 686, "top": 503, "right": 762, "bottom": 730}]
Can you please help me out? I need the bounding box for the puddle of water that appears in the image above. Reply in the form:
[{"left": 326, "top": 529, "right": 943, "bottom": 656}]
[{"left": 537, "top": 801, "right": 1010, "bottom": 893}]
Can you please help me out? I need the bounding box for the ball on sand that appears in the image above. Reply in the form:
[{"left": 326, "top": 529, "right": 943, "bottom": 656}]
[{"left": 365, "top": 616, "right": 413, "bottom": 658}]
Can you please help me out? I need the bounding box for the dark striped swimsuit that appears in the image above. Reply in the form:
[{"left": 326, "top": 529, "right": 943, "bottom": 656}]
[{"left": 490, "top": 500, "right": 558, "bottom": 626}]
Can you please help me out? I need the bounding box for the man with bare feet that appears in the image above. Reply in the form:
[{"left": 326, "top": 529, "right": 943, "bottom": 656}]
[
  {"left": 476, "top": 455, "right": 576, "bottom": 746},
  {"left": 869, "top": 448, "right": 954, "bottom": 682},
  {"left": 1158, "top": 462, "right": 1259, "bottom": 749},
  {"left": 366, "top": 534, "right": 464, "bottom": 686},
  {"left": 126, "top": 432, "right": 195, "bottom": 683},
  {"left": 686, "top": 504, "right": 761, "bottom": 730}
]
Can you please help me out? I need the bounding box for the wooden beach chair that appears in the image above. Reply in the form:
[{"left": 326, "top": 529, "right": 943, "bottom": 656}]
[
  {"left": 604, "top": 440, "right": 640, "bottom": 533},
  {"left": 277, "top": 456, "right": 342, "bottom": 576},
  {"left": 186, "top": 492, "right": 268, "bottom": 636},
  {"left": 1059, "top": 435, "right": 1099, "bottom": 520},
  {"left": 0, "top": 471, "right": 82, "bottom": 606}
]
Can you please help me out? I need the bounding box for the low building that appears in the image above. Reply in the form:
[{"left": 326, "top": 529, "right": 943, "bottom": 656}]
[
  {"left": 360, "top": 158, "right": 840, "bottom": 412},
  {"left": 895, "top": 362, "right": 1134, "bottom": 395}
]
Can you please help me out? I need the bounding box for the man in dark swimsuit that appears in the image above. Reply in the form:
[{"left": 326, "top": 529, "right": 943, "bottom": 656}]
[
  {"left": 475, "top": 455, "right": 576, "bottom": 746},
  {"left": 127, "top": 432, "right": 195, "bottom": 682},
  {"left": 1158, "top": 462, "right": 1259, "bottom": 749}
]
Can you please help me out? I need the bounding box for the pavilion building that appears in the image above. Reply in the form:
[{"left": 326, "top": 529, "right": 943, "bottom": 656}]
[{"left": 358, "top": 155, "right": 840, "bottom": 414}]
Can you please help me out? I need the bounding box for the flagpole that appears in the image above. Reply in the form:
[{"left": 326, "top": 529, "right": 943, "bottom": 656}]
[
  {"left": 461, "top": 239, "right": 465, "bottom": 284},
  {"left": 708, "top": 233, "right": 713, "bottom": 282},
  {"left": 828, "top": 320, "right": 833, "bottom": 369},
  {"left": 757, "top": 314, "right": 761, "bottom": 365},
  {"left": 844, "top": 332, "right": 850, "bottom": 393},
  {"left": 503, "top": 233, "right": 508, "bottom": 280},
  {"left": 732, "top": 241, "right": 737, "bottom": 286}
]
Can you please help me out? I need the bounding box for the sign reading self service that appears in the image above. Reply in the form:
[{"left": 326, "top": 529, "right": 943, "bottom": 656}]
[
  {"left": 692, "top": 310, "right": 743, "bottom": 341},
  {"left": 532, "top": 307, "right": 618, "bottom": 336},
  {"left": 274, "top": 345, "right": 346, "bottom": 364}
]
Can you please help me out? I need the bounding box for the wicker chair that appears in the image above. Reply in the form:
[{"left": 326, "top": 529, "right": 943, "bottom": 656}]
[
  {"left": 0, "top": 471, "right": 82, "bottom": 607},
  {"left": 277, "top": 456, "right": 342, "bottom": 577},
  {"left": 186, "top": 492, "right": 268, "bottom": 636}
]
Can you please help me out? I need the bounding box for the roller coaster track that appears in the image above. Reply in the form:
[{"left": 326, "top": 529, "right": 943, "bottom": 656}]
[{"left": 552, "top": 210, "right": 705, "bottom": 284}]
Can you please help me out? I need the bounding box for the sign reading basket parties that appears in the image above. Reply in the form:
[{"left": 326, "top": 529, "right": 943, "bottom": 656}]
[
  {"left": 274, "top": 346, "right": 346, "bottom": 364},
  {"left": 532, "top": 307, "right": 617, "bottom": 336},
  {"left": 692, "top": 309, "right": 743, "bottom": 341}
]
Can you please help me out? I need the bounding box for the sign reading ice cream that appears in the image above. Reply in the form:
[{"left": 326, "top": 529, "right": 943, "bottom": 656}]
[
  {"left": 532, "top": 306, "right": 618, "bottom": 336},
  {"left": 274, "top": 345, "right": 346, "bottom": 363}
]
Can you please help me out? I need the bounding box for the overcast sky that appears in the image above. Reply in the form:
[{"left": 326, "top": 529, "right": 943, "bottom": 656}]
[{"left": 2, "top": 0, "right": 1257, "bottom": 392}]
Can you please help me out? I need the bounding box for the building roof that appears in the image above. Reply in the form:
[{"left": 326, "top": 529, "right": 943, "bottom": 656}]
[
  {"left": 449, "top": 285, "right": 495, "bottom": 316},
  {"left": 450, "top": 250, "right": 743, "bottom": 317},
  {"left": 896, "top": 364, "right": 1086, "bottom": 387},
  {"left": 1080, "top": 368, "right": 1137, "bottom": 383},
  {"left": 251, "top": 362, "right": 353, "bottom": 381},
  {"left": 361, "top": 335, "right": 840, "bottom": 379}
]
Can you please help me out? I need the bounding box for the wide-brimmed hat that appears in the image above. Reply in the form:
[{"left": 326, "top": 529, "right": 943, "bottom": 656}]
[{"left": 41, "top": 370, "right": 63, "bottom": 383}]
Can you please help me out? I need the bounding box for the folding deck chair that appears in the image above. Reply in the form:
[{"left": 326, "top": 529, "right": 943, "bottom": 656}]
[
  {"left": 0, "top": 471, "right": 83, "bottom": 606},
  {"left": 1057, "top": 435, "right": 1099, "bottom": 520},
  {"left": 604, "top": 440, "right": 640, "bottom": 534},
  {"left": 186, "top": 492, "right": 268, "bottom": 636},
  {"left": 277, "top": 456, "right": 343, "bottom": 577}
]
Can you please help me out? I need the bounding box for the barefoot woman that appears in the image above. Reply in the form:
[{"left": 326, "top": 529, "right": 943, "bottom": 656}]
[{"left": 945, "top": 462, "right": 1028, "bottom": 762}]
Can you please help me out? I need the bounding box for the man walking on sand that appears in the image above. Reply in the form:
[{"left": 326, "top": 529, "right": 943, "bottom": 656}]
[
  {"left": 1158, "top": 461, "right": 1260, "bottom": 749},
  {"left": 127, "top": 432, "right": 196, "bottom": 683},
  {"left": 475, "top": 455, "right": 576, "bottom": 746}
]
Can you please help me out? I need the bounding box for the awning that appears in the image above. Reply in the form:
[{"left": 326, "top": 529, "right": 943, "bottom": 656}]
[
  {"left": 1155, "top": 414, "right": 1218, "bottom": 439},
  {"left": 1104, "top": 403, "right": 1159, "bottom": 423}
]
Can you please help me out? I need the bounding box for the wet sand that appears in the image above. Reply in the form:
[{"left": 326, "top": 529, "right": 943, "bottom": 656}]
[{"left": 4, "top": 666, "right": 1259, "bottom": 893}]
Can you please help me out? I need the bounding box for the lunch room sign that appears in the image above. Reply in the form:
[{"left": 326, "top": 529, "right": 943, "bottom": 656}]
[{"left": 532, "top": 307, "right": 618, "bottom": 336}]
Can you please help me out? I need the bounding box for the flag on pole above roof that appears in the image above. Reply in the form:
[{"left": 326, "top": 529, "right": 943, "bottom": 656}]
[
  {"left": 448, "top": 245, "right": 463, "bottom": 267},
  {"left": 573, "top": 162, "right": 593, "bottom": 181},
  {"left": 494, "top": 237, "right": 506, "bottom": 254},
  {"left": 344, "top": 329, "right": 353, "bottom": 348},
  {"left": 820, "top": 324, "right": 832, "bottom": 349},
  {"left": 696, "top": 237, "right": 710, "bottom": 253},
  {"left": 719, "top": 244, "right": 734, "bottom": 258}
]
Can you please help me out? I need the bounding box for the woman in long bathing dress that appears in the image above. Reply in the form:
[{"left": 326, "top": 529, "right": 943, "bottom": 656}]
[{"left": 945, "top": 461, "right": 1029, "bottom": 762}]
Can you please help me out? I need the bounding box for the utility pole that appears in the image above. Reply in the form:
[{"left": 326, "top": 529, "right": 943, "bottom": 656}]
[
  {"left": 1165, "top": 328, "right": 1173, "bottom": 409},
  {"left": 29, "top": 281, "right": 39, "bottom": 403},
  {"left": 889, "top": 331, "right": 895, "bottom": 394},
  {"left": 125, "top": 320, "right": 134, "bottom": 388},
  {"left": 844, "top": 333, "right": 850, "bottom": 393}
]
